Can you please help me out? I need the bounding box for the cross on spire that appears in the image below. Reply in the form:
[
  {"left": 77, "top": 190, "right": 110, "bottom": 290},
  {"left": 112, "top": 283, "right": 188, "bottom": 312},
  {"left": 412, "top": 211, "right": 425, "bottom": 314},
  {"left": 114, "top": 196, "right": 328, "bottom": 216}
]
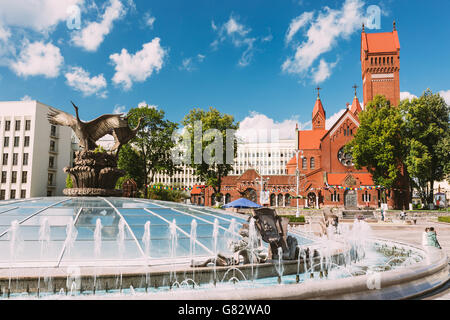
[
  {"left": 315, "top": 86, "right": 322, "bottom": 99},
  {"left": 352, "top": 84, "right": 358, "bottom": 97}
]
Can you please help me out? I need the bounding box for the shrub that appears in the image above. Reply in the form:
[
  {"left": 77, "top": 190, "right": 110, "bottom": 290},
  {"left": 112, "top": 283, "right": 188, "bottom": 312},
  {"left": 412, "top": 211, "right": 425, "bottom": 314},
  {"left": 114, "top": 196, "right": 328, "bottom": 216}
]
[{"left": 280, "top": 215, "right": 305, "bottom": 223}]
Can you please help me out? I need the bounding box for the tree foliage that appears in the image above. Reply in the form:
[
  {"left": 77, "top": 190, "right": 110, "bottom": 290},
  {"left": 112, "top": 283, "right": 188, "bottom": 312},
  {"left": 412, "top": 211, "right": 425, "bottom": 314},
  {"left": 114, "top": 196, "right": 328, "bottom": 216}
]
[
  {"left": 118, "top": 105, "right": 179, "bottom": 197},
  {"left": 181, "top": 107, "right": 239, "bottom": 202},
  {"left": 346, "top": 95, "right": 407, "bottom": 190},
  {"left": 400, "top": 89, "right": 450, "bottom": 204}
]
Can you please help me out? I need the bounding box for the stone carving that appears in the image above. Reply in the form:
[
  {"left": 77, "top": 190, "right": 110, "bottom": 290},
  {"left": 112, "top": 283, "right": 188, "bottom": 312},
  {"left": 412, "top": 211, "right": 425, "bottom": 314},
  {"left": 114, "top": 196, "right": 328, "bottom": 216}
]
[{"left": 48, "top": 102, "right": 141, "bottom": 197}]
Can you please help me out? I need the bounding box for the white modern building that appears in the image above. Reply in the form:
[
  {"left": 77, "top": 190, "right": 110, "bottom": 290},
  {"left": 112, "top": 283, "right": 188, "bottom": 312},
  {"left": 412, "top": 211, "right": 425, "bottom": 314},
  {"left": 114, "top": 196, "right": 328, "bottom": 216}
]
[
  {"left": 0, "top": 100, "right": 73, "bottom": 199},
  {"left": 152, "top": 139, "right": 296, "bottom": 188}
]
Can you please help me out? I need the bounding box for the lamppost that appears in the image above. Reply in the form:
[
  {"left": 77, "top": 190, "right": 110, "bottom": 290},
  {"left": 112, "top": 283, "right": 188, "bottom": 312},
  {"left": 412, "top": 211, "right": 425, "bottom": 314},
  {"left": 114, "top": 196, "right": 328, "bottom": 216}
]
[
  {"left": 295, "top": 149, "right": 304, "bottom": 217},
  {"left": 255, "top": 176, "right": 270, "bottom": 206}
]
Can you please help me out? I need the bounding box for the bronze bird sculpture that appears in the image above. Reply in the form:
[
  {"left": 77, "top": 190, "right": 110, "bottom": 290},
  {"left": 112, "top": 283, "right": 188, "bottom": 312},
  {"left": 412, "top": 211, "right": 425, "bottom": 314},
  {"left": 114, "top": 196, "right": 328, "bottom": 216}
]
[
  {"left": 110, "top": 116, "right": 143, "bottom": 156},
  {"left": 47, "top": 101, "right": 128, "bottom": 150}
]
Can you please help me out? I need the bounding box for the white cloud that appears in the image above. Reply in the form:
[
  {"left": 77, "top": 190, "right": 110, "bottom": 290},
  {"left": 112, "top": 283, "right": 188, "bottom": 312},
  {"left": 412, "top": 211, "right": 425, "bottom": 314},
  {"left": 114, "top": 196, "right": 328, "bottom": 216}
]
[
  {"left": 11, "top": 41, "right": 64, "bottom": 78},
  {"left": 144, "top": 12, "right": 156, "bottom": 29},
  {"left": 113, "top": 105, "right": 126, "bottom": 114},
  {"left": 312, "top": 59, "right": 337, "bottom": 84},
  {"left": 65, "top": 66, "right": 107, "bottom": 97},
  {"left": 400, "top": 91, "right": 418, "bottom": 101},
  {"left": 197, "top": 54, "right": 206, "bottom": 62},
  {"left": 138, "top": 101, "right": 157, "bottom": 109},
  {"left": 211, "top": 15, "right": 264, "bottom": 67},
  {"left": 438, "top": 90, "right": 450, "bottom": 105},
  {"left": 237, "top": 111, "right": 303, "bottom": 143},
  {"left": 0, "top": 0, "right": 84, "bottom": 33},
  {"left": 180, "top": 58, "right": 195, "bottom": 72},
  {"left": 71, "top": 0, "right": 126, "bottom": 52},
  {"left": 285, "top": 11, "right": 314, "bottom": 44},
  {"left": 282, "top": 0, "right": 365, "bottom": 82},
  {"left": 21, "top": 95, "right": 33, "bottom": 101},
  {"left": 110, "top": 37, "right": 166, "bottom": 90}
]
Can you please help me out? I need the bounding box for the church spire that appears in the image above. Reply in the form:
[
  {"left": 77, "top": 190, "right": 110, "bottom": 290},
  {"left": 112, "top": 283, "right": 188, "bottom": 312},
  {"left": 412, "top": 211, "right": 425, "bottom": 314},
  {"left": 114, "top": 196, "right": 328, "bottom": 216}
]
[
  {"left": 312, "top": 88, "right": 326, "bottom": 130},
  {"left": 350, "top": 85, "right": 362, "bottom": 116}
]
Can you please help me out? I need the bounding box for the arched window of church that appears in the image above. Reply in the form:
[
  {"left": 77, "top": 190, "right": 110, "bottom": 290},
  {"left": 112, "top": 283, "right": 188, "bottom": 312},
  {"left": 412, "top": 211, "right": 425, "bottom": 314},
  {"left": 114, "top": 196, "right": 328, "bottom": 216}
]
[
  {"left": 302, "top": 157, "right": 307, "bottom": 169},
  {"left": 344, "top": 127, "right": 346, "bottom": 136},
  {"left": 383, "top": 57, "right": 386, "bottom": 64},
  {"left": 391, "top": 56, "right": 394, "bottom": 64},
  {"left": 310, "top": 157, "right": 315, "bottom": 169},
  {"left": 350, "top": 129, "right": 353, "bottom": 136},
  {"left": 371, "top": 58, "right": 373, "bottom": 65}
]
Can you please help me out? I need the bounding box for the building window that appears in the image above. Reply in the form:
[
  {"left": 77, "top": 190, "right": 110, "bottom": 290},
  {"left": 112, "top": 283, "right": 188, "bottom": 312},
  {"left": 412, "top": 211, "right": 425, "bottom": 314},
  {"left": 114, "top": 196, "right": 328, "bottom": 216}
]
[
  {"left": 1, "top": 171, "right": 6, "bottom": 183},
  {"left": 2, "top": 153, "right": 8, "bottom": 165},
  {"left": 49, "top": 156, "right": 55, "bottom": 168},
  {"left": 50, "top": 140, "right": 56, "bottom": 152},
  {"left": 15, "top": 120, "right": 20, "bottom": 131},
  {"left": 20, "top": 190, "right": 26, "bottom": 199},
  {"left": 310, "top": 157, "right": 315, "bottom": 169},
  {"left": 3, "top": 137, "right": 9, "bottom": 147},
  {"left": 11, "top": 171, "right": 17, "bottom": 184},
  {"left": 23, "top": 153, "right": 29, "bottom": 166},
  {"left": 25, "top": 120, "right": 31, "bottom": 131},
  {"left": 48, "top": 173, "right": 54, "bottom": 186},
  {"left": 302, "top": 157, "right": 307, "bottom": 169},
  {"left": 47, "top": 190, "right": 53, "bottom": 197},
  {"left": 5, "top": 120, "right": 10, "bottom": 131},
  {"left": 0, "top": 190, "right": 5, "bottom": 200},
  {"left": 14, "top": 136, "right": 19, "bottom": 147},
  {"left": 24, "top": 136, "right": 30, "bottom": 147},
  {"left": 50, "top": 125, "right": 56, "bottom": 137},
  {"left": 21, "top": 171, "right": 27, "bottom": 184},
  {"left": 10, "top": 190, "right": 16, "bottom": 199},
  {"left": 12, "top": 153, "right": 18, "bottom": 165}
]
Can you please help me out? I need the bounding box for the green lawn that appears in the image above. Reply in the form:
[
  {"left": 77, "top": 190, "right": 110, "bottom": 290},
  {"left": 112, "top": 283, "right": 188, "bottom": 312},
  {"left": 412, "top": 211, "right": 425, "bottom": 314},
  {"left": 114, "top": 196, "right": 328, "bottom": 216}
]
[{"left": 438, "top": 216, "right": 450, "bottom": 223}]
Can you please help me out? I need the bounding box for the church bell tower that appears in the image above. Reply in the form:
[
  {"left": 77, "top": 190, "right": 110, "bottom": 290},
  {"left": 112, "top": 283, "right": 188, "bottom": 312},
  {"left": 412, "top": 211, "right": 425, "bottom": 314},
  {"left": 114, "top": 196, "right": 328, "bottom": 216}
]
[{"left": 361, "top": 21, "right": 400, "bottom": 107}]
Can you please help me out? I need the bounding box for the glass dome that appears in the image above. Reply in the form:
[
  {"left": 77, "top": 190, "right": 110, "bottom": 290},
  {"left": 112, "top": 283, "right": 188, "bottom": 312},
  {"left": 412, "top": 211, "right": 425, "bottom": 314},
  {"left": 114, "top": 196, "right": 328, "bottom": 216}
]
[{"left": 0, "top": 197, "right": 313, "bottom": 269}]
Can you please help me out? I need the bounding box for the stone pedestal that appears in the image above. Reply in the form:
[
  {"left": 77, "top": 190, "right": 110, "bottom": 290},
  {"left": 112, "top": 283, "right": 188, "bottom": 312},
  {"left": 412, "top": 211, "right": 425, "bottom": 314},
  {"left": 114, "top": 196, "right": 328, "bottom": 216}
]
[{"left": 64, "top": 150, "right": 124, "bottom": 197}]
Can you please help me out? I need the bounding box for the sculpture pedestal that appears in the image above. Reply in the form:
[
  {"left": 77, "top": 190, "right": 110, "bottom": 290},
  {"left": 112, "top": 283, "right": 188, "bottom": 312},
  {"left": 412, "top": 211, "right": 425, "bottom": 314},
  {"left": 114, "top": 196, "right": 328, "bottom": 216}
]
[{"left": 64, "top": 150, "right": 125, "bottom": 197}]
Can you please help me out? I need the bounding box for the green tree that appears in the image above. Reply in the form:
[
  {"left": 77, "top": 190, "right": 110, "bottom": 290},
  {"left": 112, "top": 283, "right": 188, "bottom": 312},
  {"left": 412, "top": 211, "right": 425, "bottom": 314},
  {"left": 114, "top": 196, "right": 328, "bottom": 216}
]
[
  {"left": 116, "top": 143, "right": 145, "bottom": 189},
  {"left": 148, "top": 183, "right": 189, "bottom": 202},
  {"left": 401, "top": 89, "right": 450, "bottom": 205},
  {"left": 346, "top": 95, "right": 408, "bottom": 203},
  {"left": 181, "top": 107, "right": 239, "bottom": 204},
  {"left": 125, "top": 105, "right": 179, "bottom": 197}
]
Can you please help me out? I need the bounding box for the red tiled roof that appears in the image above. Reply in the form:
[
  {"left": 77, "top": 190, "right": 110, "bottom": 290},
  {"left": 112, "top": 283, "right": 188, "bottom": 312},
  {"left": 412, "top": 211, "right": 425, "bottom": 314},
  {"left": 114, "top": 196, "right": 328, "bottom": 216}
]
[
  {"left": 350, "top": 96, "right": 362, "bottom": 116},
  {"left": 362, "top": 31, "right": 400, "bottom": 53},
  {"left": 312, "top": 98, "right": 325, "bottom": 119},
  {"left": 298, "top": 129, "right": 328, "bottom": 149}
]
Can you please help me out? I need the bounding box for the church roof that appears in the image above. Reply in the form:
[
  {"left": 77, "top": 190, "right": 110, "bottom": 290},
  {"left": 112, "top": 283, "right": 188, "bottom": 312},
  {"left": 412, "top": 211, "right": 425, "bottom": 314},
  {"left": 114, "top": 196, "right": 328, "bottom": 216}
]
[
  {"left": 299, "top": 129, "right": 328, "bottom": 149},
  {"left": 362, "top": 30, "right": 400, "bottom": 54},
  {"left": 350, "top": 95, "right": 362, "bottom": 116},
  {"left": 312, "top": 97, "right": 326, "bottom": 119}
]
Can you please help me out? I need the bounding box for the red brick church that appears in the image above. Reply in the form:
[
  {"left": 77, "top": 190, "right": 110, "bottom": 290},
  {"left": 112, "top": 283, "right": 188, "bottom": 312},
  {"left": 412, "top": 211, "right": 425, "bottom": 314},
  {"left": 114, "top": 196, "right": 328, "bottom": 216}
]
[{"left": 196, "top": 23, "right": 407, "bottom": 210}]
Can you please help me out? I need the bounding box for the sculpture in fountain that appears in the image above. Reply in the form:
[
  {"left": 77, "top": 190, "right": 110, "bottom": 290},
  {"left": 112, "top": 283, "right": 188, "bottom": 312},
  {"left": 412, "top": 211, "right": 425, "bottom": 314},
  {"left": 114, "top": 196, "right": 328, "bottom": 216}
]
[
  {"left": 47, "top": 102, "right": 142, "bottom": 196},
  {"left": 192, "top": 207, "right": 302, "bottom": 268}
]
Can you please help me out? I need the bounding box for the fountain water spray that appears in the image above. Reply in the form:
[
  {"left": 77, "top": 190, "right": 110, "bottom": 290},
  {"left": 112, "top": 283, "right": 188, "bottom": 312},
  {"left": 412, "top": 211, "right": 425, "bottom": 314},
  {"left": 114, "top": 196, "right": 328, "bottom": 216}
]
[
  {"left": 169, "top": 219, "right": 178, "bottom": 287},
  {"left": 190, "top": 219, "right": 197, "bottom": 283},
  {"left": 94, "top": 219, "right": 102, "bottom": 258},
  {"left": 212, "top": 218, "right": 219, "bottom": 285},
  {"left": 143, "top": 221, "right": 151, "bottom": 258},
  {"left": 38, "top": 217, "right": 51, "bottom": 297},
  {"left": 248, "top": 218, "right": 258, "bottom": 281}
]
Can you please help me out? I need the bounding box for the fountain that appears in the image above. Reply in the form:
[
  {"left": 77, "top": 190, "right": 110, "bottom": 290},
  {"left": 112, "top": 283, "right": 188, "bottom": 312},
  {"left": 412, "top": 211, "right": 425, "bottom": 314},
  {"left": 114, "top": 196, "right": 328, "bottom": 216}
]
[{"left": 0, "top": 197, "right": 447, "bottom": 300}]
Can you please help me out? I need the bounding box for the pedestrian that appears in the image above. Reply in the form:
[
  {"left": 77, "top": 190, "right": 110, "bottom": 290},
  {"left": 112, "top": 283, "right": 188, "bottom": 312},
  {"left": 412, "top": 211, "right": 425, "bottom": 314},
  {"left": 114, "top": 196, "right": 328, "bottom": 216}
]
[
  {"left": 380, "top": 208, "right": 385, "bottom": 221},
  {"left": 426, "top": 227, "right": 442, "bottom": 249}
]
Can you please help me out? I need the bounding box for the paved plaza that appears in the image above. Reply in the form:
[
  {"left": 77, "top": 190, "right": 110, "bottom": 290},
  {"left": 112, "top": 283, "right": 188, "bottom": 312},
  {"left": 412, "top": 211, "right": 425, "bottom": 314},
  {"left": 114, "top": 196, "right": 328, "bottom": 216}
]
[{"left": 358, "top": 220, "right": 450, "bottom": 300}]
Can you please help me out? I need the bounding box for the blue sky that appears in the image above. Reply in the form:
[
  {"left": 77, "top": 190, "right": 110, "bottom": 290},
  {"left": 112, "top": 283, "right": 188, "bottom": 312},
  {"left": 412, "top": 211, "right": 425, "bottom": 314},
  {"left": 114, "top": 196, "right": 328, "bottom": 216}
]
[{"left": 0, "top": 0, "right": 449, "bottom": 139}]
